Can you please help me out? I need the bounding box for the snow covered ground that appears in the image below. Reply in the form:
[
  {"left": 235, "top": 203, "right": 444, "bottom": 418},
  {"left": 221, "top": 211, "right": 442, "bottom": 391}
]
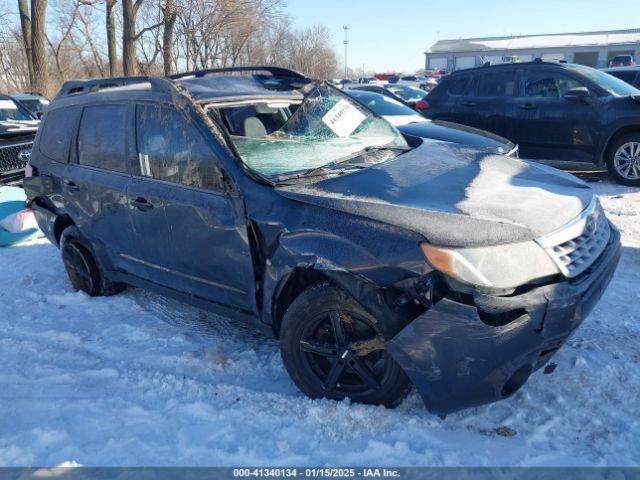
[{"left": 0, "top": 178, "right": 638, "bottom": 467}]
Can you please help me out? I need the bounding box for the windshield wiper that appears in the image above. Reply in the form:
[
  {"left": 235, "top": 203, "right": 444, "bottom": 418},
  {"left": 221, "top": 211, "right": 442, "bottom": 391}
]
[
  {"left": 274, "top": 144, "right": 412, "bottom": 185},
  {"left": 280, "top": 144, "right": 412, "bottom": 182}
]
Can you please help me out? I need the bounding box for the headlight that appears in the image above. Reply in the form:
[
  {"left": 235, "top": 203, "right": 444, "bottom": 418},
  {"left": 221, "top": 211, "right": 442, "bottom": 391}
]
[{"left": 421, "top": 241, "right": 559, "bottom": 290}]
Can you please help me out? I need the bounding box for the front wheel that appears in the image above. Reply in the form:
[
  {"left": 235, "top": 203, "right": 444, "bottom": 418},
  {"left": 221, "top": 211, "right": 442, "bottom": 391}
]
[
  {"left": 279, "top": 283, "right": 412, "bottom": 408},
  {"left": 606, "top": 133, "right": 640, "bottom": 186}
]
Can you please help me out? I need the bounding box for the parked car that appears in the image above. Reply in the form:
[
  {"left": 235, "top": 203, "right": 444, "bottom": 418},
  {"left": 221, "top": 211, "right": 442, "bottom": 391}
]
[
  {"left": 423, "top": 60, "right": 640, "bottom": 185},
  {"left": 420, "top": 77, "right": 440, "bottom": 92},
  {"left": 25, "top": 67, "right": 620, "bottom": 414},
  {"left": 609, "top": 54, "right": 635, "bottom": 68},
  {"left": 603, "top": 66, "right": 640, "bottom": 89},
  {"left": 0, "top": 94, "right": 39, "bottom": 185},
  {"left": 351, "top": 84, "right": 429, "bottom": 109},
  {"left": 356, "top": 77, "right": 386, "bottom": 86},
  {"left": 345, "top": 89, "right": 517, "bottom": 156},
  {"left": 390, "top": 75, "right": 430, "bottom": 89},
  {"left": 9, "top": 92, "right": 50, "bottom": 117}
]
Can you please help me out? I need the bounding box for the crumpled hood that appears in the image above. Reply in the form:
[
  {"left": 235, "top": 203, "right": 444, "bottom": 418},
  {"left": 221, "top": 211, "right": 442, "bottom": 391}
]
[{"left": 276, "top": 142, "right": 594, "bottom": 247}]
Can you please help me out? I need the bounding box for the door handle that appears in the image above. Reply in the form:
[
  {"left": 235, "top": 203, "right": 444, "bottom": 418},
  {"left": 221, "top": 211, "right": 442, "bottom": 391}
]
[
  {"left": 519, "top": 103, "right": 537, "bottom": 110},
  {"left": 460, "top": 101, "right": 477, "bottom": 107},
  {"left": 63, "top": 180, "right": 80, "bottom": 191},
  {"left": 131, "top": 197, "right": 154, "bottom": 212}
]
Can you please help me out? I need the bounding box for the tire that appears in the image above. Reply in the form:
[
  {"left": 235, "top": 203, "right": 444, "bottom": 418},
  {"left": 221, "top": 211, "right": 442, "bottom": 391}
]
[
  {"left": 279, "top": 282, "right": 412, "bottom": 408},
  {"left": 59, "top": 226, "right": 126, "bottom": 296},
  {"left": 606, "top": 133, "right": 640, "bottom": 186}
]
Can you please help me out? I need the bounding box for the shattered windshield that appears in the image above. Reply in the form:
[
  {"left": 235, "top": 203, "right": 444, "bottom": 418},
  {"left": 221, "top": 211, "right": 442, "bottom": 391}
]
[{"left": 217, "top": 84, "right": 408, "bottom": 178}]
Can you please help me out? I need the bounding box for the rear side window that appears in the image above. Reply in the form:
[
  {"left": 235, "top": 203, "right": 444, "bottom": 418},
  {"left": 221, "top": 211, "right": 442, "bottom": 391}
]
[
  {"left": 135, "top": 104, "right": 224, "bottom": 191},
  {"left": 476, "top": 71, "right": 516, "bottom": 96},
  {"left": 446, "top": 76, "right": 470, "bottom": 95},
  {"left": 39, "top": 106, "right": 81, "bottom": 162},
  {"left": 77, "top": 104, "right": 127, "bottom": 172}
]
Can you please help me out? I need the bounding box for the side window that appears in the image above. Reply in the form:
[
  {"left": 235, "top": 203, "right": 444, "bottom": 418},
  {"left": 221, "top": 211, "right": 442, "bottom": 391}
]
[
  {"left": 77, "top": 104, "right": 127, "bottom": 172},
  {"left": 39, "top": 106, "right": 81, "bottom": 162},
  {"left": 135, "top": 104, "right": 224, "bottom": 191},
  {"left": 523, "top": 71, "right": 584, "bottom": 98},
  {"left": 476, "top": 71, "right": 516, "bottom": 97},
  {"left": 447, "top": 76, "right": 470, "bottom": 95},
  {"left": 610, "top": 71, "right": 637, "bottom": 84}
]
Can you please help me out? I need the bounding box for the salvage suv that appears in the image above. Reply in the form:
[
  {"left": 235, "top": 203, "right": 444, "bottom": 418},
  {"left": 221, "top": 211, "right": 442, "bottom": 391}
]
[{"left": 24, "top": 67, "right": 621, "bottom": 414}]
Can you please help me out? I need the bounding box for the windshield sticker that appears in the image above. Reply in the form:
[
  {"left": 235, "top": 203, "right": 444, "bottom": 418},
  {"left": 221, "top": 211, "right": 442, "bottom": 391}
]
[
  {"left": 322, "top": 99, "right": 366, "bottom": 137},
  {"left": 0, "top": 100, "right": 18, "bottom": 110}
]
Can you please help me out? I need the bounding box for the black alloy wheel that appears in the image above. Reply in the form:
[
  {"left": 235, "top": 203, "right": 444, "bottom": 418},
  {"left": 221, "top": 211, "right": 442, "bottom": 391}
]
[{"left": 280, "top": 283, "right": 412, "bottom": 407}]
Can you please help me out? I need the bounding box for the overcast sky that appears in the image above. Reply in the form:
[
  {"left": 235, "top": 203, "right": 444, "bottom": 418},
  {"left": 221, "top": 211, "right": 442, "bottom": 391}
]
[{"left": 287, "top": 0, "right": 640, "bottom": 74}]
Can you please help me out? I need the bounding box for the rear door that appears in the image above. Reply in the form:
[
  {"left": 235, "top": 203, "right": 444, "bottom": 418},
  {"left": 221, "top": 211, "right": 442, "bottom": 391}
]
[
  {"left": 510, "top": 68, "right": 599, "bottom": 161},
  {"left": 127, "top": 102, "right": 257, "bottom": 313},
  {"left": 426, "top": 74, "right": 472, "bottom": 123},
  {"left": 467, "top": 69, "right": 519, "bottom": 140},
  {"left": 63, "top": 103, "right": 141, "bottom": 275}
]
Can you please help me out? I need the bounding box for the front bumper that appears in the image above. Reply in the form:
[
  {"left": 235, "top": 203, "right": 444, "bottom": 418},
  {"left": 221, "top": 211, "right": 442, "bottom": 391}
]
[{"left": 387, "top": 225, "right": 621, "bottom": 415}]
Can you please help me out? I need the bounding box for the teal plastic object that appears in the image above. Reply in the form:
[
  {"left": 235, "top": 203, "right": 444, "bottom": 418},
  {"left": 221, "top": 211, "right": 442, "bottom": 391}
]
[{"left": 0, "top": 186, "right": 40, "bottom": 246}]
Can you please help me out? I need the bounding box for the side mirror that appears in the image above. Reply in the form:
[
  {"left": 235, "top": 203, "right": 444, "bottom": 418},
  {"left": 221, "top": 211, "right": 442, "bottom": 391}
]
[
  {"left": 36, "top": 112, "right": 43, "bottom": 119},
  {"left": 564, "top": 86, "right": 591, "bottom": 102}
]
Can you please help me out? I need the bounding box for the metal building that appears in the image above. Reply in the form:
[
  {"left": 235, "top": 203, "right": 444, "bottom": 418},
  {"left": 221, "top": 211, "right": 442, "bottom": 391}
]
[{"left": 425, "top": 29, "right": 640, "bottom": 72}]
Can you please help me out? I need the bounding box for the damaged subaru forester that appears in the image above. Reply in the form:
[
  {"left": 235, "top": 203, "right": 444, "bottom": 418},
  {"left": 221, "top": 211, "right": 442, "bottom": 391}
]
[{"left": 24, "top": 67, "right": 621, "bottom": 414}]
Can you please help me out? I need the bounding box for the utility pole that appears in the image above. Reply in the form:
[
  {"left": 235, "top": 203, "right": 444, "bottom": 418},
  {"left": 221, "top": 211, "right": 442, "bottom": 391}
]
[{"left": 343, "top": 25, "right": 350, "bottom": 80}]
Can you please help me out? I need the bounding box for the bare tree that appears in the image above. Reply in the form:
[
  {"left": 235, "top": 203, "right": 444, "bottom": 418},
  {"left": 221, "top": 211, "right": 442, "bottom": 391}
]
[
  {"left": 122, "top": 0, "right": 163, "bottom": 75},
  {"left": 30, "top": 0, "right": 49, "bottom": 93},
  {"left": 161, "top": 0, "right": 176, "bottom": 75},
  {"left": 121, "top": 0, "right": 139, "bottom": 74},
  {"left": 17, "top": 0, "right": 34, "bottom": 87},
  {"left": 4, "top": 0, "right": 338, "bottom": 93},
  {"left": 106, "top": 0, "right": 118, "bottom": 75},
  {"left": 46, "top": 1, "right": 80, "bottom": 81}
]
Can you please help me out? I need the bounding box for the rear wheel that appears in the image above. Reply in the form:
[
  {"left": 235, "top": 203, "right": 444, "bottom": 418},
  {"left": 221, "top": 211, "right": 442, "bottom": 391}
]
[
  {"left": 279, "top": 283, "right": 411, "bottom": 407},
  {"left": 606, "top": 133, "right": 640, "bottom": 186},
  {"left": 60, "top": 226, "right": 125, "bottom": 296}
]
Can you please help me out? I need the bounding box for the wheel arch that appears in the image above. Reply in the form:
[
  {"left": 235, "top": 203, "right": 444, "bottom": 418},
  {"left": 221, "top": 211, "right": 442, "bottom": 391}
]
[
  {"left": 599, "top": 125, "right": 640, "bottom": 165},
  {"left": 271, "top": 267, "right": 332, "bottom": 337},
  {"left": 256, "top": 226, "right": 430, "bottom": 338},
  {"left": 53, "top": 214, "right": 76, "bottom": 246}
]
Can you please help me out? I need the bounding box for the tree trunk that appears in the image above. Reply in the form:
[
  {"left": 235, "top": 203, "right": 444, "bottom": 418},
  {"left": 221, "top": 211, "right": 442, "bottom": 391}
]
[
  {"left": 17, "top": 0, "right": 34, "bottom": 88},
  {"left": 106, "top": 0, "right": 118, "bottom": 76},
  {"left": 162, "top": 0, "right": 176, "bottom": 76},
  {"left": 30, "top": 0, "right": 48, "bottom": 94},
  {"left": 121, "top": 0, "right": 139, "bottom": 76}
]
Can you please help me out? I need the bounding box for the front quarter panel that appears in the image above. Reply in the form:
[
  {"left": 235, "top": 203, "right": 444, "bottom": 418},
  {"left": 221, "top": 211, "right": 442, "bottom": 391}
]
[{"left": 244, "top": 190, "right": 430, "bottom": 331}]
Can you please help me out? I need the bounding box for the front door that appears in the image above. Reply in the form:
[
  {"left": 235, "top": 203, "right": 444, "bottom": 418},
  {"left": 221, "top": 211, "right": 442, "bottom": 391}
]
[
  {"left": 127, "top": 103, "right": 257, "bottom": 314},
  {"left": 511, "top": 68, "right": 599, "bottom": 162}
]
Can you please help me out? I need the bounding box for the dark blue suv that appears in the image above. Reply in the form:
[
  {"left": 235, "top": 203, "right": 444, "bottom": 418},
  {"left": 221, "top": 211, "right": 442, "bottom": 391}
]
[
  {"left": 23, "top": 67, "right": 620, "bottom": 414},
  {"left": 423, "top": 61, "right": 640, "bottom": 186}
]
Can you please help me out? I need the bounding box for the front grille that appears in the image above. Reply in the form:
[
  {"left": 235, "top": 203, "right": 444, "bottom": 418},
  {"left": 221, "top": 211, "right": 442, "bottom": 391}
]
[
  {"left": 0, "top": 142, "right": 33, "bottom": 174},
  {"left": 537, "top": 198, "right": 611, "bottom": 278}
]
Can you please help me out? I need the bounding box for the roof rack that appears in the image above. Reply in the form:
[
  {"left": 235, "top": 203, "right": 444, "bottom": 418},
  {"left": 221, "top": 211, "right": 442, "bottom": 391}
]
[
  {"left": 55, "top": 75, "right": 178, "bottom": 99},
  {"left": 170, "top": 66, "right": 308, "bottom": 81}
]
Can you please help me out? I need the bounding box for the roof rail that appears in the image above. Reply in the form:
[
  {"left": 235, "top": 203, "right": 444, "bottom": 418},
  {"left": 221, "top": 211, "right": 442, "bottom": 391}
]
[
  {"left": 170, "top": 66, "right": 308, "bottom": 81},
  {"left": 55, "top": 75, "right": 178, "bottom": 99}
]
